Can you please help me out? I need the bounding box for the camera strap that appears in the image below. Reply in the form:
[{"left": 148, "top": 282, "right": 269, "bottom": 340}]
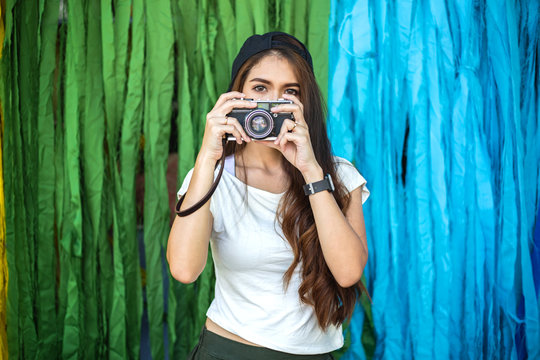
[{"left": 175, "top": 138, "right": 226, "bottom": 217}]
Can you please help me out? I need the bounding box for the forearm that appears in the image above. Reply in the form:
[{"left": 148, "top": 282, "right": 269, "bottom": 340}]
[
  {"left": 303, "top": 168, "right": 368, "bottom": 288},
  {"left": 167, "top": 154, "right": 216, "bottom": 283}
]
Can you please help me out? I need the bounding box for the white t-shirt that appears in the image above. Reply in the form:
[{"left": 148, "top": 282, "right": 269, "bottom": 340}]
[{"left": 177, "top": 155, "right": 369, "bottom": 354}]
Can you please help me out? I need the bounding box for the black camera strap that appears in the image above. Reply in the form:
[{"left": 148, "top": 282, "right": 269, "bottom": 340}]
[{"left": 175, "top": 138, "right": 227, "bottom": 217}]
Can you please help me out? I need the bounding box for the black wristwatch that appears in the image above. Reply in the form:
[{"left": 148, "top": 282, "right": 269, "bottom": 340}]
[{"left": 303, "top": 174, "right": 335, "bottom": 196}]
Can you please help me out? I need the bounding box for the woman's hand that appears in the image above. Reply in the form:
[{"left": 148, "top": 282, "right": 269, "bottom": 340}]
[
  {"left": 199, "top": 91, "right": 256, "bottom": 162},
  {"left": 267, "top": 93, "right": 322, "bottom": 178}
]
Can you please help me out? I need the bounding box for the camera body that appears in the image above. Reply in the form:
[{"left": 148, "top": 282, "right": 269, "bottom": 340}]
[{"left": 227, "top": 99, "right": 293, "bottom": 140}]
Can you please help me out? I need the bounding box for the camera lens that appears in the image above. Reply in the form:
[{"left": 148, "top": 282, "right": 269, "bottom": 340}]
[
  {"left": 251, "top": 116, "right": 268, "bottom": 131},
  {"left": 245, "top": 110, "right": 273, "bottom": 139}
]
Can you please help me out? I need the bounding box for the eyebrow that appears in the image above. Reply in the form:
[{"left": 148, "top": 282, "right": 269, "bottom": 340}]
[{"left": 249, "top": 77, "right": 300, "bottom": 88}]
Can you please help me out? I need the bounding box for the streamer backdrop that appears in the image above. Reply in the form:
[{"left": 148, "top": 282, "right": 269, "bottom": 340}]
[{"left": 1, "top": 0, "right": 539, "bottom": 359}]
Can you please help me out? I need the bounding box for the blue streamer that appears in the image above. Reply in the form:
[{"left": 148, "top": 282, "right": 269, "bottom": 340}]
[{"left": 328, "top": 0, "right": 540, "bottom": 358}]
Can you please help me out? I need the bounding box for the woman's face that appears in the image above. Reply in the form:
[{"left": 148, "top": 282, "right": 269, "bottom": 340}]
[{"left": 242, "top": 55, "right": 300, "bottom": 101}]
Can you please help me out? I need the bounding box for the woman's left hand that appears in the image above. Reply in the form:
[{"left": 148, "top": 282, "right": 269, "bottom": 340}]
[{"left": 265, "top": 93, "right": 321, "bottom": 177}]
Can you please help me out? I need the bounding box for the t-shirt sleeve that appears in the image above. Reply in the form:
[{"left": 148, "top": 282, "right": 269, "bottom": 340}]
[
  {"left": 334, "top": 157, "right": 370, "bottom": 204},
  {"left": 177, "top": 168, "right": 195, "bottom": 199}
]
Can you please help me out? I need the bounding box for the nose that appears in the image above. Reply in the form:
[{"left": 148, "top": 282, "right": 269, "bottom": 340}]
[
  {"left": 257, "top": 89, "right": 280, "bottom": 101},
  {"left": 268, "top": 89, "right": 281, "bottom": 100}
]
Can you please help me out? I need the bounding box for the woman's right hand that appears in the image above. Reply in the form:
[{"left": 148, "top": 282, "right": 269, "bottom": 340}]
[{"left": 199, "top": 91, "right": 257, "bottom": 162}]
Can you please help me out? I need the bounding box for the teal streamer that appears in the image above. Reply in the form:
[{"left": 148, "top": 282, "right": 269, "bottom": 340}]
[
  {"left": 328, "top": 0, "right": 372, "bottom": 358},
  {"left": 328, "top": 0, "right": 539, "bottom": 358},
  {"left": 407, "top": 5, "right": 435, "bottom": 357},
  {"left": 486, "top": 0, "right": 520, "bottom": 357},
  {"left": 426, "top": 1, "right": 453, "bottom": 358},
  {"left": 518, "top": 2, "right": 540, "bottom": 358}
]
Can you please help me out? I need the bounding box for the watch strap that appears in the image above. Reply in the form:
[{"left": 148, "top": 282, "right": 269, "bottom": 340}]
[{"left": 303, "top": 174, "right": 334, "bottom": 196}]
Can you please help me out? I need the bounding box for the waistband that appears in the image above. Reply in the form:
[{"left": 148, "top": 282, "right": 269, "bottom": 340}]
[{"left": 198, "top": 327, "right": 334, "bottom": 360}]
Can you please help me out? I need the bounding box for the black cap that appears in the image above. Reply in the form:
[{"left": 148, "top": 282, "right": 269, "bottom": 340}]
[{"left": 229, "top": 32, "right": 313, "bottom": 90}]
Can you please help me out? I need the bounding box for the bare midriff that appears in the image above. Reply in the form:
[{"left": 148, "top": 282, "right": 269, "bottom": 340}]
[{"left": 205, "top": 318, "right": 263, "bottom": 347}]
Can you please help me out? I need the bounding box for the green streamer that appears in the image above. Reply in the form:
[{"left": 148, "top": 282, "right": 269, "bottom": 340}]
[
  {"left": 94, "top": 2, "right": 114, "bottom": 347},
  {"left": 306, "top": 1, "right": 329, "bottom": 102},
  {"left": 101, "top": 0, "right": 119, "bottom": 149},
  {"left": 113, "top": 0, "right": 131, "bottom": 123},
  {"left": 168, "top": 1, "right": 186, "bottom": 357},
  {"left": 4, "top": 8, "right": 22, "bottom": 359},
  {"left": 81, "top": 0, "right": 106, "bottom": 358},
  {"left": 61, "top": 0, "right": 86, "bottom": 357},
  {"left": 101, "top": 1, "right": 129, "bottom": 357},
  {"left": 4, "top": 1, "right": 41, "bottom": 358},
  {"left": 53, "top": 16, "right": 67, "bottom": 355},
  {"left": 2, "top": 2, "right": 332, "bottom": 358},
  {"left": 235, "top": 0, "right": 269, "bottom": 46},
  {"left": 20, "top": 1, "right": 40, "bottom": 357},
  {"left": 108, "top": 1, "right": 144, "bottom": 357},
  {"left": 200, "top": 0, "right": 219, "bottom": 103},
  {"left": 170, "top": 3, "right": 199, "bottom": 357},
  {"left": 120, "top": 0, "right": 145, "bottom": 357},
  {"left": 36, "top": 0, "right": 59, "bottom": 357},
  {"left": 144, "top": 0, "right": 175, "bottom": 358},
  {"left": 279, "top": 0, "right": 306, "bottom": 38},
  {"left": 215, "top": 0, "right": 236, "bottom": 74}
]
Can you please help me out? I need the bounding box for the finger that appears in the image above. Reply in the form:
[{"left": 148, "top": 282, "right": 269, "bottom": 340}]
[
  {"left": 213, "top": 91, "right": 246, "bottom": 110},
  {"left": 219, "top": 124, "right": 245, "bottom": 144},
  {"left": 218, "top": 98, "right": 258, "bottom": 115},
  {"left": 206, "top": 114, "right": 251, "bottom": 143},
  {"left": 274, "top": 119, "right": 297, "bottom": 144},
  {"left": 270, "top": 103, "right": 306, "bottom": 126},
  {"left": 270, "top": 103, "right": 300, "bottom": 113},
  {"left": 280, "top": 93, "right": 304, "bottom": 113},
  {"left": 278, "top": 132, "right": 305, "bottom": 150},
  {"left": 226, "top": 116, "right": 251, "bottom": 142},
  {"left": 206, "top": 115, "right": 228, "bottom": 126}
]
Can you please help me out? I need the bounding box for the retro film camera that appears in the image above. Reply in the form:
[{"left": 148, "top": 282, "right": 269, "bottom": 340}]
[{"left": 227, "top": 99, "right": 293, "bottom": 141}]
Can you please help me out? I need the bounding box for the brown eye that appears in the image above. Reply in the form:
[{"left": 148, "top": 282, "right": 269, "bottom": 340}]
[
  {"left": 254, "top": 85, "right": 266, "bottom": 92},
  {"left": 285, "top": 88, "right": 298, "bottom": 96}
]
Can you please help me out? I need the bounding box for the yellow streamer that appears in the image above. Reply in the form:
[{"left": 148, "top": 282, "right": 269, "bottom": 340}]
[
  {"left": 0, "top": 0, "right": 8, "bottom": 358},
  {"left": 0, "top": 105, "right": 6, "bottom": 360}
]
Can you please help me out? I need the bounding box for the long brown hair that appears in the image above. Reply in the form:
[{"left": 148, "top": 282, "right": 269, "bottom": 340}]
[{"left": 224, "top": 35, "right": 364, "bottom": 329}]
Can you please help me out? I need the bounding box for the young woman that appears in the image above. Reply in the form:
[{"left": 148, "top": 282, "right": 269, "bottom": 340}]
[{"left": 167, "top": 32, "right": 370, "bottom": 359}]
